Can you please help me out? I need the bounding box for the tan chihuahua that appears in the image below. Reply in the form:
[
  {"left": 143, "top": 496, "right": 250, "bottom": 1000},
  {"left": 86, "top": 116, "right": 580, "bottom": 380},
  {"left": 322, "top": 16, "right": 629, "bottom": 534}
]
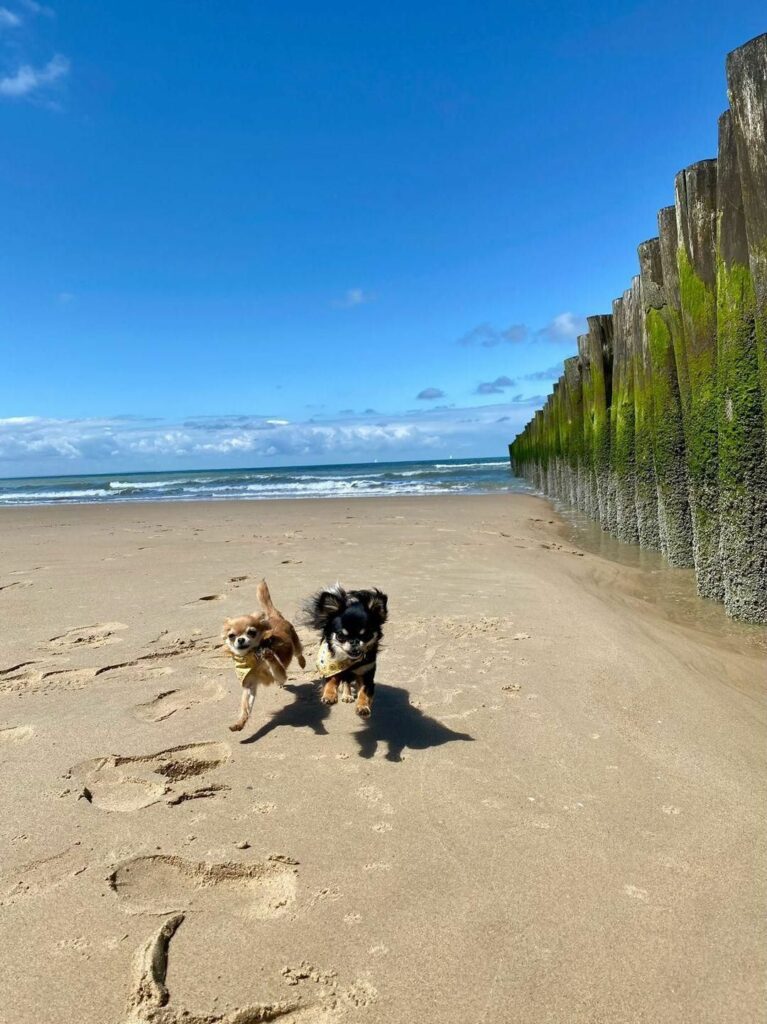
[{"left": 223, "top": 580, "right": 306, "bottom": 732}]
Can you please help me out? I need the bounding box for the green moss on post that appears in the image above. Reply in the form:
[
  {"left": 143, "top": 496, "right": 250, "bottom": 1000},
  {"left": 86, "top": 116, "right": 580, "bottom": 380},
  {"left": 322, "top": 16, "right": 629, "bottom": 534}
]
[
  {"left": 609, "top": 293, "right": 639, "bottom": 544},
  {"left": 577, "top": 334, "right": 598, "bottom": 519},
  {"left": 585, "top": 315, "right": 614, "bottom": 532},
  {"left": 563, "top": 356, "right": 585, "bottom": 510},
  {"left": 727, "top": 33, "right": 767, "bottom": 444},
  {"left": 639, "top": 236, "right": 693, "bottom": 565},
  {"left": 715, "top": 109, "right": 767, "bottom": 621},
  {"left": 676, "top": 160, "right": 723, "bottom": 600},
  {"left": 631, "top": 273, "right": 661, "bottom": 549}
]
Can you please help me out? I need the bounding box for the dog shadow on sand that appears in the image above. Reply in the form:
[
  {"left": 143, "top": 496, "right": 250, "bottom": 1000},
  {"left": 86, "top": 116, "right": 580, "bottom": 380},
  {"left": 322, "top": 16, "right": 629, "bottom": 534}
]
[
  {"left": 354, "top": 682, "right": 473, "bottom": 762},
  {"left": 240, "top": 681, "right": 472, "bottom": 761},
  {"left": 241, "top": 682, "right": 330, "bottom": 744}
]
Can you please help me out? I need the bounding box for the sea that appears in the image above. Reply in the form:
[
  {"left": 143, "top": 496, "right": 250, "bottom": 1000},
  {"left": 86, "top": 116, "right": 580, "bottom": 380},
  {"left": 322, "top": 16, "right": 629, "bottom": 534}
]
[{"left": 0, "top": 457, "right": 532, "bottom": 507}]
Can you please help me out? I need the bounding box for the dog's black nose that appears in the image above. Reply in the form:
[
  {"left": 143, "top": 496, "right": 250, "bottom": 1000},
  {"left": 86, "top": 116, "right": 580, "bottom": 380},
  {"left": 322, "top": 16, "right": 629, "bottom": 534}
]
[{"left": 236, "top": 637, "right": 247, "bottom": 646}]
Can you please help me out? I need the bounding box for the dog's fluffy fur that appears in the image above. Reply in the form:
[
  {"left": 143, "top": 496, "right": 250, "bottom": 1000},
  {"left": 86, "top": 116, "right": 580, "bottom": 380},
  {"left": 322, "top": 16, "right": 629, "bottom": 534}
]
[
  {"left": 304, "top": 584, "right": 388, "bottom": 716},
  {"left": 224, "top": 580, "right": 305, "bottom": 733}
]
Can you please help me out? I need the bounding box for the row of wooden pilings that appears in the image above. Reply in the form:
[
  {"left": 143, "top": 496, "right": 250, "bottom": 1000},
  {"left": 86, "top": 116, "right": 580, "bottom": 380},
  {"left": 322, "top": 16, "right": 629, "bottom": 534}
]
[{"left": 509, "top": 33, "right": 767, "bottom": 623}]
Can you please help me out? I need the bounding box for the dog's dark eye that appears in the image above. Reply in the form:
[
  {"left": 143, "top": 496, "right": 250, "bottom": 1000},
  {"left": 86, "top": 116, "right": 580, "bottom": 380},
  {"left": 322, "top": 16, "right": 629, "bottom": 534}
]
[
  {"left": 246, "top": 628, "right": 257, "bottom": 637},
  {"left": 227, "top": 632, "right": 236, "bottom": 641}
]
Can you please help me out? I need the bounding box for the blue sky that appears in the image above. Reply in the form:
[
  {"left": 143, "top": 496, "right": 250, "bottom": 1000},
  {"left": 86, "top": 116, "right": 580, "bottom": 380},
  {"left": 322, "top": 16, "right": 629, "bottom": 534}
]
[{"left": 1, "top": 1, "right": 764, "bottom": 476}]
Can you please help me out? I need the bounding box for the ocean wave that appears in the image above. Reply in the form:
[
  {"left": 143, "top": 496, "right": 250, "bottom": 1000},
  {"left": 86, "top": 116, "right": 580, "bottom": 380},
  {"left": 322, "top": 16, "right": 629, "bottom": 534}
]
[
  {"left": 0, "top": 488, "right": 112, "bottom": 502},
  {"left": 0, "top": 459, "right": 522, "bottom": 506},
  {"left": 109, "top": 479, "right": 188, "bottom": 491}
]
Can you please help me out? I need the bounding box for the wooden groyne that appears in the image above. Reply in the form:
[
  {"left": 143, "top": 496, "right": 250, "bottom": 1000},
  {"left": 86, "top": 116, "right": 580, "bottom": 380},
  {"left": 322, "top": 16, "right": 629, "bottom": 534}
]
[{"left": 509, "top": 33, "right": 767, "bottom": 623}]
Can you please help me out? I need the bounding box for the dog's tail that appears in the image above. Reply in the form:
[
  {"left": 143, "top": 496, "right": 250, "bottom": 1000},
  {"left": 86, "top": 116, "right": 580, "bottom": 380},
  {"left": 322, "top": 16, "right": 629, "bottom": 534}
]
[{"left": 256, "top": 579, "right": 275, "bottom": 614}]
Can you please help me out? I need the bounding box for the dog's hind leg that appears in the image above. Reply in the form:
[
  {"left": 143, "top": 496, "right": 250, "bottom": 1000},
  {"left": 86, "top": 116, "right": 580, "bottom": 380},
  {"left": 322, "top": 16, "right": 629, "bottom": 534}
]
[
  {"left": 287, "top": 623, "right": 306, "bottom": 669},
  {"left": 339, "top": 680, "right": 354, "bottom": 703},
  {"left": 263, "top": 649, "right": 288, "bottom": 686},
  {"left": 229, "top": 685, "right": 256, "bottom": 732}
]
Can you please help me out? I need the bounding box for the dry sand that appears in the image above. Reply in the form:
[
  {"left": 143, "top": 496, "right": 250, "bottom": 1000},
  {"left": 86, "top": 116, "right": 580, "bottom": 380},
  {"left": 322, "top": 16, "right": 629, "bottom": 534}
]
[{"left": 0, "top": 493, "right": 764, "bottom": 1024}]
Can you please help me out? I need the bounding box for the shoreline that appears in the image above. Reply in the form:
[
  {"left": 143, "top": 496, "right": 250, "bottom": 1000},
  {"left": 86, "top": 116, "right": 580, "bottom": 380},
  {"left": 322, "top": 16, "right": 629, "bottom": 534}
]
[{"left": 1, "top": 492, "right": 764, "bottom": 1023}]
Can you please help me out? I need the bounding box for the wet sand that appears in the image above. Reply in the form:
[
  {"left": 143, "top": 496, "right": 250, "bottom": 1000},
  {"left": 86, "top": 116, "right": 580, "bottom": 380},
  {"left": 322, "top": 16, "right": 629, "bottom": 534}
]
[{"left": 0, "top": 493, "right": 764, "bottom": 1024}]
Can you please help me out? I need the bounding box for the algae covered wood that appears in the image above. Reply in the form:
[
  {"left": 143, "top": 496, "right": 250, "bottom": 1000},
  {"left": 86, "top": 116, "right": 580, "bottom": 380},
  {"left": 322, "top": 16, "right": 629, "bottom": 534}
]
[
  {"left": 510, "top": 34, "right": 766, "bottom": 622},
  {"left": 727, "top": 32, "right": 767, "bottom": 440},
  {"left": 610, "top": 293, "right": 639, "bottom": 544},
  {"left": 715, "top": 109, "right": 767, "bottom": 622},
  {"left": 640, "top": 233, "right": 693, "bottom": 566},
  {"left": 632, "top": 272, "right": 660, "bottom": 549},
  {"left": 675, "top": 159, "right": 723, "bottom": 600}
]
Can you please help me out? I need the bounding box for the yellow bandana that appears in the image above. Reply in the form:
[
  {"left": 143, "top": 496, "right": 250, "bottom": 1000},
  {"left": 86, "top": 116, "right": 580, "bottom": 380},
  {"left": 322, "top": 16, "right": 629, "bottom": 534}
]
[
  {"left": 231, "top": 649, "right": 262, "bottom": 684},
  {"left": 316, "top": 640, "right": 362, "bottom": 679}
]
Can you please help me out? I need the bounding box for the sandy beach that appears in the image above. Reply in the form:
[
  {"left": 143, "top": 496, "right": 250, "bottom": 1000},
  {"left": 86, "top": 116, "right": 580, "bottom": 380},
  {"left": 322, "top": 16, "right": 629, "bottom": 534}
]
[{"left": 0, "top": 493, "right": 764, "bottom": 1024}]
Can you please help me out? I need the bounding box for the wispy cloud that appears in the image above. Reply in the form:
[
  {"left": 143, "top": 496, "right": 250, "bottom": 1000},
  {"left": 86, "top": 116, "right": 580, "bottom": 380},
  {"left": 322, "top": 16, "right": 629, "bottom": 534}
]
[
  {"left": 522, "top": 363, "right": 562, "bottom": 382},
  {"left": 332, "top": 287, "right": 375, "bottom": 309},
  {"left": 457, "top": 323, "right": 528, "bottom": 347},
  {"left": 20, "top": 0, "right": 55, "bottom": 15},
  {"left": 0, "top": 53, "right": 69, "bottom": 98},
  {"left": 0, "top": 7, "right": 21, "bottom": 27},
  {"left": 535, "top": 312, "right": 587, "bottom": 343},
  {"left": 0, "top": 401, "right": 547, "bottom": 473},
  {"left": 475, "top": 375, "right": 515, "bottom": 395},
  {"left": 416, "top": 387, "right": 445, "bottom": 400}
]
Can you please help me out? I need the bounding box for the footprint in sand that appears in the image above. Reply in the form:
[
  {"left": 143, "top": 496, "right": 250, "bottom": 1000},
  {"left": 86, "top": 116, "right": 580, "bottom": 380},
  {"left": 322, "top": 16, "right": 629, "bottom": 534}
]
[
  {"left": 623, "top": 884, "right": 649, "bottom": 902},
  {"left": 186, "top": 595, "right": 225, "bottom": 606},
  {"left": 0, "top": 724, "right": 34, "bottom": 743},
  {"left": 0, "top": 579, "right": 32, "bottom": 592},
  {"left": 71, "top": 742, "right": 230, "bottom": 812},
  {"left": 48, "top": 622, "right": 128, "bottom": 650},
  {"left": 108, "top": 853, "right": 297, "bottom": 919},
  {"left": 122, "top": 914, "right": 299, "bottom": 1024},
  {"left": 133, "top": 682, "right": 226, "bottom": 723},
  {"left": 0, "top": 663, "right": 101, "bottom": 696},
  {"left": 0, "top": 844, "right": 88, "bottom": 907},
  {"left": 122, "top": 912, "right": 373, "bottom": 1024}
]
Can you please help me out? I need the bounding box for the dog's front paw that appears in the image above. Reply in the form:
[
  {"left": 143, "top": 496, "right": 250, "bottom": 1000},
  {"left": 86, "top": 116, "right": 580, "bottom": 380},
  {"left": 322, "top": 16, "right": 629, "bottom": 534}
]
[
  {"left": 339, "top": 681, "right": 355, "bottom": 703},
  {"left": 355, "top": 697, "right": 372, "bottom": 717},
  {"left": 229, "top": 721, "right": 246, "bottom": 732}
]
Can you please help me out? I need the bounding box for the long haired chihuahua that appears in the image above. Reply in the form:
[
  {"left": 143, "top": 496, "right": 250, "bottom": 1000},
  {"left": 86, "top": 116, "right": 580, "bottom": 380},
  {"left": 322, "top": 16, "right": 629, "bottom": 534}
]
[
  {"left": 223, "top": 580, "right": 306, "bottom": 732},
  {"left": 304, "top": 584, "right": 388, "bottom": 716}
]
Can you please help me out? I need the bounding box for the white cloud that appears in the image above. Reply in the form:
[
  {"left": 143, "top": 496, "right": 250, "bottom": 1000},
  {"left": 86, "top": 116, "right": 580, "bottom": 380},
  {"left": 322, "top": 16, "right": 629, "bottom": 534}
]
[
  {"left": 457, "top": 323, "right": 528, "bottom": 347},
  {"left": 0, "top": 402, "right": 546, "bottom": 475},
  {"left": 416, "top": 387, "right": 445, "bottom": 400},
  {"left": 0, "top": 7, "right": 21, "bottom": 27},
  {"left": 332, "top": 288, "right": 374, "bottom": 308},
  {"left": 20, "top": 0, "right": 55, "bottom": 15},
  {"left": 535, "top": 312, "right": 587, "bottom": 342},
  {"left": 0, "top": 53, "right": 69, "bottom": 98}
]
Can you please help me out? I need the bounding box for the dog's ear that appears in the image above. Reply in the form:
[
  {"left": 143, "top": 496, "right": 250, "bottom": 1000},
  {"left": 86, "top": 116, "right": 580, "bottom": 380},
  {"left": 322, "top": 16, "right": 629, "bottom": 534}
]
[
  {"left": 304, "top": 584, "right": 347, "bottom": 629},
  {"left": 356, "top": 588, "right": 388, "bottom": 624}
]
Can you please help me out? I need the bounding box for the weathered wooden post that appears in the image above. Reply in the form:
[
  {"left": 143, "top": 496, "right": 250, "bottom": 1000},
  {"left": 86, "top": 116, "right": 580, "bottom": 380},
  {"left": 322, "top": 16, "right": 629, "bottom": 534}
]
[
  {"left": 639, "top": 235, "right": 693, "bottom": 565},
  {"left": 727, "top": 33, "right": 767, "bottom": 440},
  {"left": 610, "top": 292, "right": 639, "bottom": 543},
  {"left": 676, "top": 159, "right": 723, "bottom": 599},
  {"left": 715, "top": 108, "right": 767, "bottom": 621},
  {"left": 578, "top": 334, "right": 598, "bottom": 519},
  {"left": 563, "top": 356, "right": 585, "bottom": 510},
  {"left": 585, "top": 314, "right": 614, "bottom": 532},
  {"left": 631, "top": 272, "right": 661, "bottom": 549}
]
